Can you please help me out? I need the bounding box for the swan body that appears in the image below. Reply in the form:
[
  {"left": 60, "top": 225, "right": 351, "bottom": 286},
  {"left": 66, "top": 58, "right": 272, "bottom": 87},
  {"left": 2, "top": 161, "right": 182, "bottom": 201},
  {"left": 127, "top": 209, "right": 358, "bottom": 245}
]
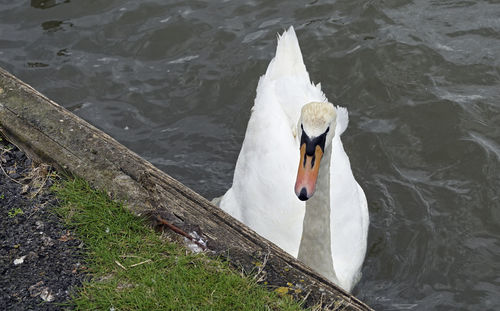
[{"left": 218, "top": 27, "right": 369, "bottom": 292}]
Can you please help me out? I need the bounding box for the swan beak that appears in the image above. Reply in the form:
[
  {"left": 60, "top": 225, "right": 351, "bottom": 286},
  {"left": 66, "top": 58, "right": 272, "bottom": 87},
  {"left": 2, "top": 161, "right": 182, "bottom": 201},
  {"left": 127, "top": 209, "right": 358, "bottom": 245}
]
[{"left": 295, "top": 143, "right": 323, "bottom": 201}]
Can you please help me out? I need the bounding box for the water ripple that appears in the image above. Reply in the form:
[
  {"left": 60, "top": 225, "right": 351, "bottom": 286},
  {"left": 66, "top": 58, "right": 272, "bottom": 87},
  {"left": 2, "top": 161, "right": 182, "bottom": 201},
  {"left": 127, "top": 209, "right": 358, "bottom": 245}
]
[{"left": 1, "top": 0, "right": 499, "bottom": 309}]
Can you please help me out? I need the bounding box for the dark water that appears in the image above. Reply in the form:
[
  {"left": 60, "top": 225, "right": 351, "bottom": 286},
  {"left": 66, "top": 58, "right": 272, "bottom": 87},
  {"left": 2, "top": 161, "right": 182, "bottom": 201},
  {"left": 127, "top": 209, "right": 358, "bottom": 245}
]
[{"left": 1, "top": 1, "right": 499, "bottom": 310}]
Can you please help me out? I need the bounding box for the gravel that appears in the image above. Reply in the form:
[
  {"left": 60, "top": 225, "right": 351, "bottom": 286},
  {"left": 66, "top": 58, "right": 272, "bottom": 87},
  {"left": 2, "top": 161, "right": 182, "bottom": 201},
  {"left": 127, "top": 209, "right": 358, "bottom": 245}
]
[{"left": 0, "top": 137, "right": 85, "bottom": 310}]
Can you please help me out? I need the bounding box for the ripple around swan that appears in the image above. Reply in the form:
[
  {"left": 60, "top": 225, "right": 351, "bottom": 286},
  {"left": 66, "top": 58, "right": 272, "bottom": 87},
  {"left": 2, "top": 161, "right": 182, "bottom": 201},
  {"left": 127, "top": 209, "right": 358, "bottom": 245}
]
[{"left": 1, "top": 0, "right": 500, "bottom": 309}]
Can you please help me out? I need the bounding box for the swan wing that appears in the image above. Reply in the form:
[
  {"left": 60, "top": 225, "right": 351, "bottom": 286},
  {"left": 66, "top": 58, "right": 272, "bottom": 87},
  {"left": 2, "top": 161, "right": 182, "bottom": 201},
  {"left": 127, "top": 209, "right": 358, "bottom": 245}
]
[{"left": 329, "top": 112, "right": 369, "bottom": 291}]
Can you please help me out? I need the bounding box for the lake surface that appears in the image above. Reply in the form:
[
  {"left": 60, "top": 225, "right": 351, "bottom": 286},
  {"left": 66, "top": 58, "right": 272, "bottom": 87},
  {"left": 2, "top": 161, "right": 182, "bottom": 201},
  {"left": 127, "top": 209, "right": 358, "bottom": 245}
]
[{"left": 1, "top": 1, "right": 499, "bottom": 310}]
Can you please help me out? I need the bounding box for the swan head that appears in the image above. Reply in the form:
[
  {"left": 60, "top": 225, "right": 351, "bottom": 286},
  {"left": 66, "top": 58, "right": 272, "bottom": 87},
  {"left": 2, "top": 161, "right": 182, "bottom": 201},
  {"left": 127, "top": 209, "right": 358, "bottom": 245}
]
[{"left": 295, "top": 102, "right": 337, "bottom": 201}]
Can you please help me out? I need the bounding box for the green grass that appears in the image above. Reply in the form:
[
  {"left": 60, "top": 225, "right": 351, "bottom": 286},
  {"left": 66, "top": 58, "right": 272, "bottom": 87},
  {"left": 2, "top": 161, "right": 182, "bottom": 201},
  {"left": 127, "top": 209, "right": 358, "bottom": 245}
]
[
  {"left": 53, "top": 178, "right": 304, "bottom": 311},
  {"left": 8, "top": 207, "right": 23, "bottom": 218}
]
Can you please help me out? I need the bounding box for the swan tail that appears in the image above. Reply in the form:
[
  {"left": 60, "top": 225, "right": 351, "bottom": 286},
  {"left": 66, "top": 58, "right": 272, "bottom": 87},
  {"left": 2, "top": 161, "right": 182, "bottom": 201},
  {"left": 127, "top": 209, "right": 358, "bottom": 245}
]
[{"left": 265, "top": 26, "right": 308, "bottom": 80}]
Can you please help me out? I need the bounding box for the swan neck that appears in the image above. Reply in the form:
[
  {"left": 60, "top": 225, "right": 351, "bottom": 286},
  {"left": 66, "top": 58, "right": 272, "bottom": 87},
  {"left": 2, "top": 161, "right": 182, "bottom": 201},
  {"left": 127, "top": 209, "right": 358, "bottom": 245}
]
[{"left": 297, "top": 143, "right": 338, "bottom": 282}]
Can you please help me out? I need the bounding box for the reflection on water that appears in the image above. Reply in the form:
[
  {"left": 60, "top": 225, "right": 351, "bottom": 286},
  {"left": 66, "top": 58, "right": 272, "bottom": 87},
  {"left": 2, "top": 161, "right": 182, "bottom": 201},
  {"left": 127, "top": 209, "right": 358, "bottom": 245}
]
[
  {"left": 1, "top": 1, "right": 499, "bottom": 310},
  {"left": 31, "top": 0, "right": 69, "bottom": 10}
]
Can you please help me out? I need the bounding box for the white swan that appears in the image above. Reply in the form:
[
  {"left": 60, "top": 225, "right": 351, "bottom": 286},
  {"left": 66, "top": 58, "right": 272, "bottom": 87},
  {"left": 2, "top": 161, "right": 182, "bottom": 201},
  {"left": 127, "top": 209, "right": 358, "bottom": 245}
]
[{"left": 217, "top": 26, "right": 369, "bottom": 292}]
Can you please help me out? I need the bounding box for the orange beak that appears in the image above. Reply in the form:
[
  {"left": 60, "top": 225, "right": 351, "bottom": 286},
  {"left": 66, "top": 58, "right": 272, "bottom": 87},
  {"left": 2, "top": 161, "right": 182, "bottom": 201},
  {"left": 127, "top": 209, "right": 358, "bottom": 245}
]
[{"left": 295, "top": 143, "right": 324, "bottom": 201}]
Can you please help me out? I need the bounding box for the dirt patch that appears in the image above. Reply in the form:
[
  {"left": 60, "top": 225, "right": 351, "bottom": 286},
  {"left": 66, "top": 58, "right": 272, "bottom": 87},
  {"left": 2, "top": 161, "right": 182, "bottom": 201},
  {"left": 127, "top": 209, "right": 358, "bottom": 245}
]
[{"left": 0, "top": 137, "right": 85, "bottom": 310}]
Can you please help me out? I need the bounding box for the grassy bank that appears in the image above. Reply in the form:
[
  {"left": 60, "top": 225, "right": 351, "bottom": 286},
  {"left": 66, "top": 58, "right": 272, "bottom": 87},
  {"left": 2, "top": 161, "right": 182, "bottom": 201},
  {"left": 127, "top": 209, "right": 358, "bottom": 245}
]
[{"left": 53, "top": 178, "right": 305, "bottom": 310}]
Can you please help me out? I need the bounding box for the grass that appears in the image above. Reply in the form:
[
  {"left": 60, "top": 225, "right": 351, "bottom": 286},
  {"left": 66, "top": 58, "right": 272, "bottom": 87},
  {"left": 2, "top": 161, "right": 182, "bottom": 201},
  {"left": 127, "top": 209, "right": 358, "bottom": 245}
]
[
  {"left": 53, "top": 178, "right": 305, "bottom": 311},
  {"left": 8, "top": 207, "right": 24, "bottom": 218}
]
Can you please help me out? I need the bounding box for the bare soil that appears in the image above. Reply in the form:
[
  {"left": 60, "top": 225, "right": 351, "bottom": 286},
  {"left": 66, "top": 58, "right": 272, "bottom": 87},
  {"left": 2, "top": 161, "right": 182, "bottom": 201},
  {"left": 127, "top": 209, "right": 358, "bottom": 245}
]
[{"left": 0, "top": 137, "right": 85, "bottom": 310}]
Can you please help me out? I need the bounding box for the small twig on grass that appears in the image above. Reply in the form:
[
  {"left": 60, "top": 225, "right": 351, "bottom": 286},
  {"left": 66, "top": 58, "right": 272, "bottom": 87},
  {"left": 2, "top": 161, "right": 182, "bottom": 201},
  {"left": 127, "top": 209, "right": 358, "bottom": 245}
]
[
  {"left": 253, "top": 250, "right": 270, "bottom": 283},
  {"left": 129, "top": 259, "right": 152, "bottom": 268},
  {"left": 301, "top": 290, "right": 312, "bottom": 307},
  {"left": 115, "top": 260, "right": 127, "bottom": 270},
  {"left": 120, "top": 254, "right": 143, "bottom": 259},
  {"left": 156, "top": 215, "right": 207, "bottom": 251}
]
